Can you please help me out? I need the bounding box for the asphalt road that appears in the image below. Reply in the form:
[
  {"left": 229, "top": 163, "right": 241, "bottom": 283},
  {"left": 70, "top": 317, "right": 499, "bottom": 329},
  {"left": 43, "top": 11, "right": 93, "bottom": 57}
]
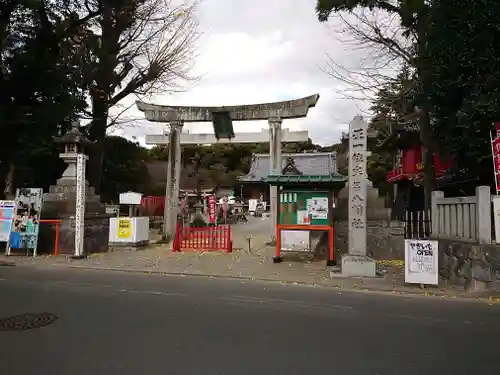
[{"left": 0, "top": 266, "right": 499, "bottom": 375}]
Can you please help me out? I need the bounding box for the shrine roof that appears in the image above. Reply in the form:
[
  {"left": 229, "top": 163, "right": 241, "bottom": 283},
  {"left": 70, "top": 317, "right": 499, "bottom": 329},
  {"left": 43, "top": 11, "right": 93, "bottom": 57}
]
[
  {"left": 265, "top": 174, "right": 346, "bottom": 184},
  {"left": 238, "top": 152, "right": 339, "bottom": 183}
]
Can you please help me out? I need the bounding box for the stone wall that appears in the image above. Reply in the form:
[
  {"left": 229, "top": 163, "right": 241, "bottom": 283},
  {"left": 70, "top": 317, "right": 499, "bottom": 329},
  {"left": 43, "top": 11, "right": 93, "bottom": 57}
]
[
  {"left": 39, "top": 215, "right": 110, "bottom": 255},
  {"left": 438, "top": 239, "right": 500, "bottom": 292},
  {"left": 334, "top": 220, "right": 405, "bottom": 260}
]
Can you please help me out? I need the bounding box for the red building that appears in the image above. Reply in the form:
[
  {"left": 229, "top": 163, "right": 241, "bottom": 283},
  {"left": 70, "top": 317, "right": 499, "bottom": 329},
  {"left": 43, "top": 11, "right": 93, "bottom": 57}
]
[{"left": 381, "top": 124, "right": 451, "bottom": 220}]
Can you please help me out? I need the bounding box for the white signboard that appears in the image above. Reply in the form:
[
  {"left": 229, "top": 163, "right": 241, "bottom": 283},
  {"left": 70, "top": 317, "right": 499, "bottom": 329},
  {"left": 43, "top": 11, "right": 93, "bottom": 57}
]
[
  {"left": 281, "top": 230, "right": 310, "bottom": 252},
  {"left": 404, "top": 239, "right": 439, "bottom": 285},
  {"left": 119, "top": 191, "right": 142, "bottom": 205},
  {"left": 348, "top": 116, "right": 368, "bottom": 256},
  {"left": 74, "top": 154, "right": 86, "bottom": 257}
]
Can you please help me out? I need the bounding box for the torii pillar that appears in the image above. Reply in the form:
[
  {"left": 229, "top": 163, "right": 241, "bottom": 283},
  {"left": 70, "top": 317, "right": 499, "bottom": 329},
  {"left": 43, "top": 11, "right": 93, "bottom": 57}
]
[
  {"left": 136, "top": 94, "right": 320, "bottom": 242},
  {"left": 268, "top": 110, "right": 282, "bottom": 242},
  {"left": 163, "top": 115, "right": 183, "bottom": 241}
]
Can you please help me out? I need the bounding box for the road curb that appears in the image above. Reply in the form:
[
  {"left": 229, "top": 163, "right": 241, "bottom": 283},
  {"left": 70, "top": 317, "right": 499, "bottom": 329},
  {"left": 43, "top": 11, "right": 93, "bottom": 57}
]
[{"left": 16, "top": 262, "right": 500, "bottom": 304}]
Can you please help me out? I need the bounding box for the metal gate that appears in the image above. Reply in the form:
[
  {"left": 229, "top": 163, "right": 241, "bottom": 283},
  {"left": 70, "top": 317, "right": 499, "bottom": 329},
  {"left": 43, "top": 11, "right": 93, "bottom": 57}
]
[
  {"left": 404, "top": 210, "right": 431, "bottom": 239},
  {"left": 393, "top": 183, "right": 430, "bottom": 239}
]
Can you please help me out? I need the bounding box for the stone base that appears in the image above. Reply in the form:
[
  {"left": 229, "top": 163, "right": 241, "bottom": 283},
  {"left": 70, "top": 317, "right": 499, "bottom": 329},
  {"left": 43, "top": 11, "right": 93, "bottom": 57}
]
[
  {"left": 340, "top": 254, "right": 377, "bottom": 277},
  {"left": 109, "top": 240, "right": 149, "bottom": 250},
  {"left": 38, "top": 215, "right": 111, "bottom": 255}
]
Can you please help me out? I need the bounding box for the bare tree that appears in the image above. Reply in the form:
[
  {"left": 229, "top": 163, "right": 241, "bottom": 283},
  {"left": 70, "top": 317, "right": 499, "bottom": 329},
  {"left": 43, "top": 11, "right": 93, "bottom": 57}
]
[
  {"left": 81, "top": 0, "right": 201, "bottom": 191},
  {"left": 322, "top": 9, "right": 415, "bottom": 104}
]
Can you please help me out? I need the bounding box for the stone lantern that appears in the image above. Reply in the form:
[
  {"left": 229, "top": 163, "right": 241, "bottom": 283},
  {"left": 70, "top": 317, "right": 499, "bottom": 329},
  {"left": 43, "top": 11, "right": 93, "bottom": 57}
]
[
  {"left": 40, "top": 120, "right": 111, "bottom": 255},
  {"left": 53, "top": 120, "right": 93, "bottom": 185}
]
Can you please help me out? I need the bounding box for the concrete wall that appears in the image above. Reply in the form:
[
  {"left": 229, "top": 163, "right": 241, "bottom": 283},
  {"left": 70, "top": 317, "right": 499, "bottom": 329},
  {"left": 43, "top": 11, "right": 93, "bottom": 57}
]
[{"left": 334, "top": 220, "right": 406, "bottom": 261}]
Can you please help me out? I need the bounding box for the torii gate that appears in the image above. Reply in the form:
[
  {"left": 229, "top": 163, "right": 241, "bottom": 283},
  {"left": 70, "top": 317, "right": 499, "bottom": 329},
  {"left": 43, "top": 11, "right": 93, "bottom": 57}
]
[{"left": 136, "top": 94, "right": 320, "bottom": 242}]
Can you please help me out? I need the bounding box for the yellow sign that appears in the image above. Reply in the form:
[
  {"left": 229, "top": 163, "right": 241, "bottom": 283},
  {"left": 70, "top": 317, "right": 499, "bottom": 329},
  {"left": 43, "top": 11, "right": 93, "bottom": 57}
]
[{"left": 118, "top": 219, "right": 131, "bottom": 238}]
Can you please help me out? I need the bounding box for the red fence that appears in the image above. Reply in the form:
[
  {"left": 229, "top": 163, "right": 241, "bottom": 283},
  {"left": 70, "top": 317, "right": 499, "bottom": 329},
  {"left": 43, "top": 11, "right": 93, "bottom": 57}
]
[{"left": 173, "top": 224, "right": 232, "bottom": 253}]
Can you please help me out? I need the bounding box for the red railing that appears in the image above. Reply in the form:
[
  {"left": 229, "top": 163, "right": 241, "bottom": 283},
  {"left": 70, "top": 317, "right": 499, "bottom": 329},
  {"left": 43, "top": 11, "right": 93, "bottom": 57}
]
[
  {"left": 0, "top": 218, "right": 62, "bottom": 255},
  {"left": 173, "top": 224, "right": 232, "bottom": 253}
]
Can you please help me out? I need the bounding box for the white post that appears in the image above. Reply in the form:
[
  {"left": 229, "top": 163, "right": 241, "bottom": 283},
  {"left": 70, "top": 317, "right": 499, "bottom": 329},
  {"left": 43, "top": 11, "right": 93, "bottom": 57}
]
[
  {"left": 475, "top": 185, "right": 492, "bottom": 244},
  {"left": 431, "top": 190, "right": 444, "bottom": 237},
  {"left": 74, "top": 153, "right": 87, "bottom": 258},
  {"left": 268, "top": 112, "right": 282, "bottom": 242},
  {"left": 173, "top": 121, "right": 183, "bottom": 228},
  {"left": 340, "top": 115, "right": 376, "bottom": 277}
]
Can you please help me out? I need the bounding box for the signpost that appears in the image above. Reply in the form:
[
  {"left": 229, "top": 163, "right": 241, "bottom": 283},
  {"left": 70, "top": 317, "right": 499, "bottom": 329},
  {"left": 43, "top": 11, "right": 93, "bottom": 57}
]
[
  {"left": 274, "top": 188, "right": 334, "bottom": 261},
  {"left": 404, "top": 239, "right": 438, "bottom": 285},
  {"left": 74, "top": 153, "right": 86, "bottom": 258},
  {"left": 340, "top": 115, "right": 376, "bottom": 277},
  {"left": 278, "top": 191, "right": 330, "bottom": 253},
  {"left": 6, "top": 188, "right": 43, "bottom": 257}
]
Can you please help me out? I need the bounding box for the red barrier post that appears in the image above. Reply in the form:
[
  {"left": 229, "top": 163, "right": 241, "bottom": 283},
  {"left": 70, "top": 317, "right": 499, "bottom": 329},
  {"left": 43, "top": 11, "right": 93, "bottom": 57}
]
[
  {"left": 39, "top": 219, "right": 62, "bottom": 256},
  {"left": 226, "top": 225, "right": 232, "bottom": 253},
  {"left": 54, "top": 221, "right": 60, "bottom": 256},
  {"left": 328, "top": 227, "right": 334, "bottom": 264}
]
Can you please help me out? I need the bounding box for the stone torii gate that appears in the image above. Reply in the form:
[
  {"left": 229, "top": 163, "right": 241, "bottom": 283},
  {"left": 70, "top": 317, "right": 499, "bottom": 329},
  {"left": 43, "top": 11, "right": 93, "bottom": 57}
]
[{"left": 136, "top": 94, "right": 319, "bottom": 241}]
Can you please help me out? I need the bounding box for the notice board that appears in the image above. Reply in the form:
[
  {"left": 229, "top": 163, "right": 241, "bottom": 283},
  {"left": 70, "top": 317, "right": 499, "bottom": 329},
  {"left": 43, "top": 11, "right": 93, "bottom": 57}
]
[{"left": 279, "top": 191, "right": 330, "bottom": 226}]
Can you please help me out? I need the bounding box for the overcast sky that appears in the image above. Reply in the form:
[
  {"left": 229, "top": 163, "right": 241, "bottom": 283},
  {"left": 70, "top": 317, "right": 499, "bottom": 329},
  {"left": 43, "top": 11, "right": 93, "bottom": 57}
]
[{"left": 111, "top": 0, "right": 373, "bottom": 146}]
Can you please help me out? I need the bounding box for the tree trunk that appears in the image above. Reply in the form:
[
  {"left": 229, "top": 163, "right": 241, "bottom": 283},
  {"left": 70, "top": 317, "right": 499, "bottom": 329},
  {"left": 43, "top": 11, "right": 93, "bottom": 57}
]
[
  {"left": 4, "top": 163, "right": 15, "bottom": 199},
  {"left": 0, "top": 161, "right": 10, "bottom": 200},
  {"left": 419, "top": 105, "right": 435, "bottom": 237},
  {"left": 88, "top": 95, "right": 109, "bottom": 194},
  {"left": 416, "top": 12, "right": 434, "bottom": 237}
]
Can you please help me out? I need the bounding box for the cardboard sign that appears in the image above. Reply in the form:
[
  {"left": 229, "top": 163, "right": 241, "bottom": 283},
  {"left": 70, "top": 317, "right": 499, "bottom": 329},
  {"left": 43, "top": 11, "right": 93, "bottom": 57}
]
[{"left": 404, "top": 239, "right": 439, "bottom": 285}]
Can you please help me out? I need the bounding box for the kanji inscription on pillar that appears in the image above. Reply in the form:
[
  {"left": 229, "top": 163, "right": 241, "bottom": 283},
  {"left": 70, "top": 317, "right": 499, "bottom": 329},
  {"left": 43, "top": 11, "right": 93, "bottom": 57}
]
[{"left": 348, "top": 115, "right": 368, "bottom": 256}]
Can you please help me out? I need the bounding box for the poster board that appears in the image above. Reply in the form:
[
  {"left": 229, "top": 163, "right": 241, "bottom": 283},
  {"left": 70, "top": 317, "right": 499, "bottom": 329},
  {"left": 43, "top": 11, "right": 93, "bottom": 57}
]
[
  {"left": 404, "top": 239, "right": 439, "bottom": 285},
  {"left": 6, "top": 188, "right": 43, "bottom": 256},
  {"left": 279, "top": 191, "right": 330, "bottom": 226},
  {"left": 0, "top": 201, "right": 15, "bottom": 242},
  {"left": 117, "top": 218, "right": 131, "bottom": 239}
]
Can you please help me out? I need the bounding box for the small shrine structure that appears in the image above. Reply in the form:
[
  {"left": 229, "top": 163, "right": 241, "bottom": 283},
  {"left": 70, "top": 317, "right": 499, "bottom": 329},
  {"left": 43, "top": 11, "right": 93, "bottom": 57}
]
[{"left": 266, "top": 155, "right": 346, "bottom": 265}]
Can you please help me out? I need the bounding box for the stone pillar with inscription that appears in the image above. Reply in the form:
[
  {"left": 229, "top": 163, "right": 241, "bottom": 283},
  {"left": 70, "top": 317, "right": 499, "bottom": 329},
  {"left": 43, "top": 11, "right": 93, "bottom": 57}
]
[
  {"left": 268, "top": 111, "right": 283, "bottom": 243},
  {"left": 341, "top": 115, "right": 376, "bottom": 277},
  {"left": 162, "top": 117, "right": 184, "bottom": 242}
]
